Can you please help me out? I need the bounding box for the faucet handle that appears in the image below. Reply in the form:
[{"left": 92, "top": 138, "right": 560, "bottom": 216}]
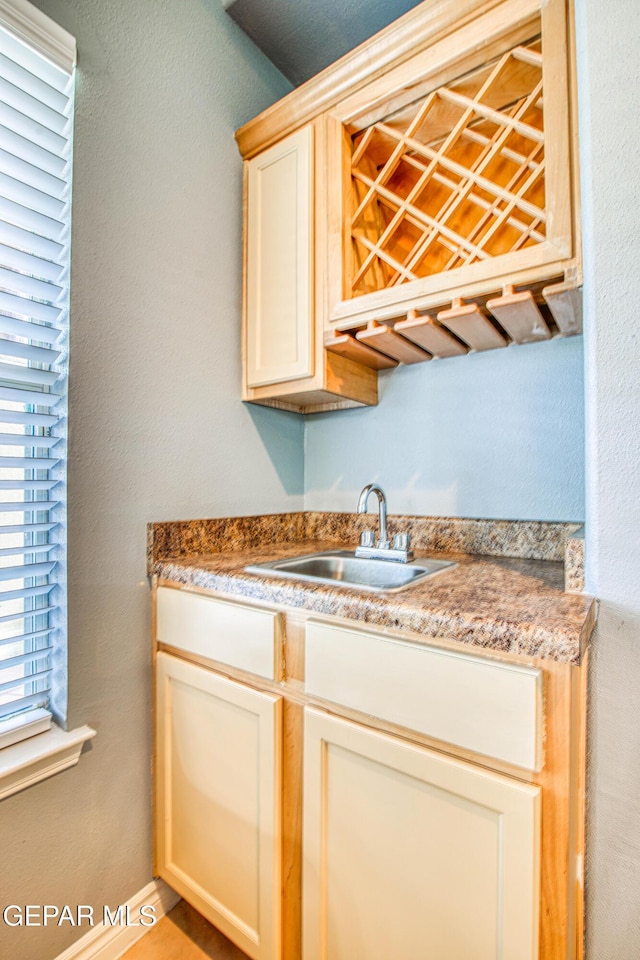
[
  {"left": 359, "top": 530, "right": 375, "bottom": 548},
  {"left": 393, "top": 532, "right": 411, "bottom": 551}
]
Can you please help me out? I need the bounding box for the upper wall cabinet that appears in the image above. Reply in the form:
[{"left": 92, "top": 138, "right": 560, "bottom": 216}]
[
  {"left": 246, "top": 127, "right": 314, "bottom": 388},
  {"left": 236, "top": 0, "right": 581, "bottom": 413},
  {"left": 242, "top": 118, "right": 378, "bottom": 414}
]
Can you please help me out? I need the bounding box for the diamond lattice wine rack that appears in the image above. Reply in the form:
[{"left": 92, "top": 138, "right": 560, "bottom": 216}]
[
  {"left": 349, "top": 40, "right": 545, "bottom": 297},
  {"left": 325, "top": 0, "right": 581, "bottom": 369}
]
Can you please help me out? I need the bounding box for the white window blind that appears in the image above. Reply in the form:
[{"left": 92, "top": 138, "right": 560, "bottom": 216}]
[{"left": 0, "top": 0, "right": 74, "bottom": 748}]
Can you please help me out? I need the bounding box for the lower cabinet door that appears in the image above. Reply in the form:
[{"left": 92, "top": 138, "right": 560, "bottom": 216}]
[
  {"left": 155, "top": 652, "right": 282, "bottom": 960},
  {"left": 303, "top": 708, "right": 540, "bottom": 960}
]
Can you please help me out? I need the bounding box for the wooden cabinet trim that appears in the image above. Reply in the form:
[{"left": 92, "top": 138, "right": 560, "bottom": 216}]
[{"left": 236, "top": 0, "right": 514, "bottom": 159}]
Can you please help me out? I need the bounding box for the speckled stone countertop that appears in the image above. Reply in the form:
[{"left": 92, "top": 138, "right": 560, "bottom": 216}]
[{"left": 148, "top": 513, "right": 594, "bottom": 666}]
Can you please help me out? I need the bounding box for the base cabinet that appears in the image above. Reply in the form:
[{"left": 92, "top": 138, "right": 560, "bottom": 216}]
[
  {"left": 154, "top": 651, "right": 283, "bottom": 960},
  {"left": 302, "top": 708, "right": 541, "bottom": 960},
  {"left": 153, "top": 582, "right": 586, "bottom": 960}
]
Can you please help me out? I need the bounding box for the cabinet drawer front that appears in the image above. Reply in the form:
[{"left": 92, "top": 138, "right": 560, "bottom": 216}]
[
  {"left": 156, "top": 586, "right": 281, "bottom": 680},
  {"left": 305, "top": 620, "right": 543, "bottom": 770}
]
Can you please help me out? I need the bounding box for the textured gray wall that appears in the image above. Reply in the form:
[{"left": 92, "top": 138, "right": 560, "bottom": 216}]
[
  {"left": 0, "top": 2, "right": 296, "bottom": 958},
  {"left": 305, "top": 336, "right": 585, "bottom": 521},
  {"left": 576, "top": 0, "right": 640, "bottom": 955},
  {"left": 225, "top": 0, "right": 423, "bottom": 84}
]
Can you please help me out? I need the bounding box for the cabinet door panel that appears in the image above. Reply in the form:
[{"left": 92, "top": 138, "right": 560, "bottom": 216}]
[
  {"left": 303, "top": 708, "right": 540, "bottom": 960},
  {"left": 246, "top": 126, "right": 313, "bottom": 387},
  {"left": 155, "top": 652, "right": 282, "bottom": 960}
]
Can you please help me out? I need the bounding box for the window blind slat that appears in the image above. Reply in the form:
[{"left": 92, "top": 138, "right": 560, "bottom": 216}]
[
  {"left": 0, "top": 560, "right": 56, "bottom": 581},
  {"left": 0, "top": 289, "right": 61, "bottom": 322},
  {"left": 0, "top": 241, "right": 62, "bottom": 282},
  {"left": 0, "top": 384, "right": 61, "bottom": 407},
  {"left": 0, "top": 606, "right": 54, "bottom": 628},
  {"left": 0, "top": 76, "right": 68, "bottom": 134},
  {"left": 0, "top": 522, "right": 56, "bottom": 536},
  {"left": 0, "top": 665, "right": 51, "bottom": 695},
  {"left": 0, "top": 626, "right": 53, "bottom": 644},
  {"left": 0, "top": 478, "right": 58, "bottom": 491},
  {"left": 0, "top": 103, "right": 67, "bottom": 157},
  {"left": 0, "top": 262, "right": 63, "bottom": 301},
  {"left": 0, "top": 194, "right": 63, "bottom": 241},
  {"left": 1, "top": 646, "right": 52, "bottom": 670},
  {"left": 0, "top": 498, "right": 59, "bottom": 512},
  {"left": 0, "top": 413, "right": 58, "bottom": 430},
  {"left": 0, "top": 313, "right": 60, "bottom": 344},
  {"left": 0, "top": 122, "right": 65, "bottom": 175},
  {"left": 0, "top": 431, "right": 60, "bottom": 447},
  {"left": 0, "top": 360, "right": 60, "bottom": 386},
  {"left": 0, "top": 51, "right": 69, "bottom": 111},
  {"left": 0, "top": 690, "right": 48, "bottom": 718},
  {"left": 0, "top": 146, "right": 66, "bottom": 199},
  {"left": 0, "top": 580, "right": 54, "bottom": 599},
  {"left": 0, "top": 169, "right": 64, "bottom": 219},
  {"left": 0, "top": 214, "right": 63, "bottom": 260},
  {"left": 0, "top": 544, "right": 54, "bottom": 560},
  {"left": 0, "top": 456, "right": 59, "bottom": 469},
  {"left": 0, "top": 337, "right": 60, "bottom": 366}
]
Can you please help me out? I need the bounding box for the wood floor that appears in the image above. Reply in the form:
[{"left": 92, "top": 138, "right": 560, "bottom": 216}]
[{"left": 120, "top": 900, "right": 250, "bottom": 960}]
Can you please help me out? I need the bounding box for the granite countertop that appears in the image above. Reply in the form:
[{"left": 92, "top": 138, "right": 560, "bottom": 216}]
[{"left": 149, "top": 516, "right": 595, "bottom": 665}]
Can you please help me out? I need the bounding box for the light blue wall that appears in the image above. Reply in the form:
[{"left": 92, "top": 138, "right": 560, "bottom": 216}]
[{"left": 305, "top": 335, "right": 585, "bottom": 521}]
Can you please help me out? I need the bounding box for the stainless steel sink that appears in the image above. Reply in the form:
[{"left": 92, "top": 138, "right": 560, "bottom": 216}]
[{"left": 245, "top": 550, "right": 456, "bottom": 593}]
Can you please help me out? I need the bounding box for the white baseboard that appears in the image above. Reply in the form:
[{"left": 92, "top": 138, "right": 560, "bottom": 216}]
[{"left": 54, "top": 879, "right": 180, "bottom": 960}]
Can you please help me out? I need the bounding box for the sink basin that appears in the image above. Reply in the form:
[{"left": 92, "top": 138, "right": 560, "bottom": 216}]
[{"left": 245, "top": 550, "right": 456, "bottom": 593}]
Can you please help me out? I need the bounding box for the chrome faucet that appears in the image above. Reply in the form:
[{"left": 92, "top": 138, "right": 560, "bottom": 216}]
[
  {"left": 355, "top": 483, "right": 413, "bottom": 562},
  {"left": 357, "top": 483, "right": 390, "bottom": 549}
]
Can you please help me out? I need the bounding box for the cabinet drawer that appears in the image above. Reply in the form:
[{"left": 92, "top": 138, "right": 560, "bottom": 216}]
[
  {"left": 156, "top": 586, "right": 282, "bottom": 680},
  {"left": 305, "top": 620, "right": 543, "bottom": 770}
]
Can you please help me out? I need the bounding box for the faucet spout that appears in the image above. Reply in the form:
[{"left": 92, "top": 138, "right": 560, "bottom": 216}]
[{"left": 357, "top": 483, "right": 389, "bottom": 548}]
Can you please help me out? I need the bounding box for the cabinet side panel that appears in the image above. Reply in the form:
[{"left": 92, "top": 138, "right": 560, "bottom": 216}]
[{"left": 247, "top": 126, "right": 314, "bottom": 387}]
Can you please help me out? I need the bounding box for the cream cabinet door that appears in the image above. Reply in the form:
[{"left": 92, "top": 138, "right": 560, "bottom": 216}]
[
  {"left": 246, "top": 125, "right": 313, "bottom": 387},
  {"left": 303, "top": 708, "right": 540, "bottom": 960},
  {"left": 155, "top": 652, "right": 282, "bottom": 960}
]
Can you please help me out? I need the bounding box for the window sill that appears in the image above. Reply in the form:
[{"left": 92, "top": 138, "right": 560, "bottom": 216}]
[{"left": 0, "top": 723, "right": 96, "bottom": 801}]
